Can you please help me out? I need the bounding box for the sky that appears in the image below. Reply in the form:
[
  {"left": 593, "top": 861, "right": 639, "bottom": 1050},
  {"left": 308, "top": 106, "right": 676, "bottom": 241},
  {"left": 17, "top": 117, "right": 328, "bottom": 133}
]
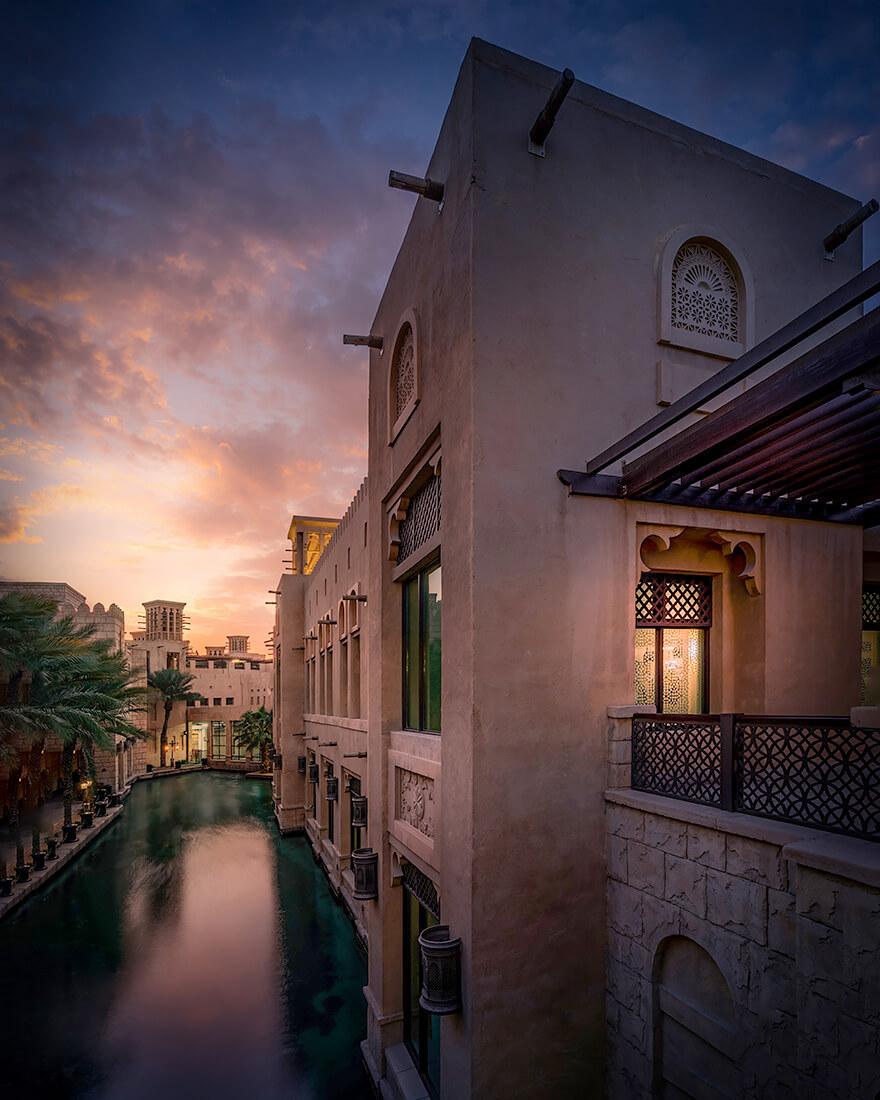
[{"left": 2, "top": 0, "right": 878, "bottom": 652}]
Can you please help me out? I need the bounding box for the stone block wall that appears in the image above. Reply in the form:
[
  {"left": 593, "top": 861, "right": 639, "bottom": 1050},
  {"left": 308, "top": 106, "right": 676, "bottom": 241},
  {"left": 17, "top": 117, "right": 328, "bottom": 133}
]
[{"left": 605, "top": 787, "right": 880, "bottom": 1099}]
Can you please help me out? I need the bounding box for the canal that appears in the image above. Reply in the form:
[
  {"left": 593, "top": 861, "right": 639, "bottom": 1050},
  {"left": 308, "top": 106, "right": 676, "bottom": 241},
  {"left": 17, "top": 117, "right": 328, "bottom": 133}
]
[{"left": 1, "top": 773, "right": 370, "bottom": 1099}]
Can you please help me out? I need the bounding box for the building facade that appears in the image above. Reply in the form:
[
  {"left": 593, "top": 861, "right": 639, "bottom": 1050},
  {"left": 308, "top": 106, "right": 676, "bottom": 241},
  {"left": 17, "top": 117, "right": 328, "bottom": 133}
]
[{"left": 273, "top": 40, "right": 880, "bottom": 1100}]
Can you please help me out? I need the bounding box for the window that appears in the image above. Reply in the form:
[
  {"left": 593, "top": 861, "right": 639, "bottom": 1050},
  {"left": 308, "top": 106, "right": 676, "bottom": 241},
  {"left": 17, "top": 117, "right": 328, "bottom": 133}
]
[
  {"left": 225, "top": 697, "right": 234, "bottom": 706},
  {"left": 349, "top": 775, "right": 361, "bottom": 855},
  {"left": 403, "top": 562, "right": 441, "bottom": 732},
  {"left": 862, "top": 586, "right": 880, "bottom": 705},
  {"left": 402, "top": 864, "right": 441, "bottom": 1096},
  {"left": 230, "top": 722, "right": 245, "bottom": 760},
  {"left": 210, "top": 721, "right": 226, "bottom": 758},
  {"left": 389, "top": 310, "right": 421, "bottom": 442},
  {"left": 250, "top": 662, "right": 260, "bottom": 671},
  {"left": 234, "top": 662, "right": 245, "bottom": 669},
  {"left": 326, "top": 764, "right": 334, "bottom": 843},
  {"left": 635, "top": 573, "right": 710, "bottom": 714},
  {"left": 196, "top": 660, "right": 208, "bottom": 668},
  {"left": 213, "top": 697, "right": 221, "bottom": 706}
]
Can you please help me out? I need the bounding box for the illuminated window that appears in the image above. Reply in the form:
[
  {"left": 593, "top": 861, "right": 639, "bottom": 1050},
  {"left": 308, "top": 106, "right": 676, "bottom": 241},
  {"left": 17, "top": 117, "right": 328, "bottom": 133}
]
[
  {"left": 862, "top": 586, "right": 880, "bottom": 705},
  {"left": 635, "top": 574, "right": 711, "bottom": 714}
]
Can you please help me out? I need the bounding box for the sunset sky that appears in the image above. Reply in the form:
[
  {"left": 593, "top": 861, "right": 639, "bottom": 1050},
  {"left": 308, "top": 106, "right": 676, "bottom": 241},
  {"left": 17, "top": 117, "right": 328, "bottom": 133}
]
[{"left": 2, "top": 0, "right": 878, "bottom": 652}]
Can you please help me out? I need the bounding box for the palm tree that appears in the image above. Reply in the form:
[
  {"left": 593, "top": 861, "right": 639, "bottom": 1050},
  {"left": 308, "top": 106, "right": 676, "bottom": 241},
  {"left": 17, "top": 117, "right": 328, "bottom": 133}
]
[
  {"left": 233, "top": 706, "right": 273, "bottom": 771},
  {"left": 147, "top": 669, "right": 199, "bottom": 767}
]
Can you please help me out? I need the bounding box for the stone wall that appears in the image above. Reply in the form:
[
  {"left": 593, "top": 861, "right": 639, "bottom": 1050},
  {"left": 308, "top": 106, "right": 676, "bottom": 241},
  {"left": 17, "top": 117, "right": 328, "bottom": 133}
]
[{"left": 605, "top": 786, "right": 880, "bottom": 1100}]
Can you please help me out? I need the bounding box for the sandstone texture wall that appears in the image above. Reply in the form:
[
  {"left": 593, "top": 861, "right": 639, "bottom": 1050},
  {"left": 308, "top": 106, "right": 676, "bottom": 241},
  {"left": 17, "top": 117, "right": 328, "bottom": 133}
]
[{"left": 605, "top": 788, "right": 880, "bottom": 1100}]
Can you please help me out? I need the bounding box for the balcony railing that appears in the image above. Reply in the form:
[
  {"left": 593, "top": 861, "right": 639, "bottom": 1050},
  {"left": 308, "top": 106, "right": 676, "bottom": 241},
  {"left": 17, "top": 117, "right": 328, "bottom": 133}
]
[{"left": 631, "top": 714, "right": 879, "bottom": 842}]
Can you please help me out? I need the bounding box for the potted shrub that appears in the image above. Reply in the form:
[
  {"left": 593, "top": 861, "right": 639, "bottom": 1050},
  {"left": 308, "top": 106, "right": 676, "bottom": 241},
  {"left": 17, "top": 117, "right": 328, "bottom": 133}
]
[
  {"left": 0, "top": 860, "right": 11, "bottom": 897},
  {"left": 45, "top": 836, "right": 58, "bottom": 860}
]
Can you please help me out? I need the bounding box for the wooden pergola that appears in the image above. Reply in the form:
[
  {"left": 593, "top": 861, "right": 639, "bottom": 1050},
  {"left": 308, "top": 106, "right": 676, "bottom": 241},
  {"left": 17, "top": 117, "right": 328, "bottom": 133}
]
[{"left": 560, "top": 260, "right": 880, "bottom": 527}]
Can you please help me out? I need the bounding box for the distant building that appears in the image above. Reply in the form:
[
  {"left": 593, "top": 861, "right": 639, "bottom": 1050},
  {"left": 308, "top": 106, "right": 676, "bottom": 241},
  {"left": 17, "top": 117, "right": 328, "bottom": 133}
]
[{"left": 184, "top": 637, "right": 273, "bottom": 766}]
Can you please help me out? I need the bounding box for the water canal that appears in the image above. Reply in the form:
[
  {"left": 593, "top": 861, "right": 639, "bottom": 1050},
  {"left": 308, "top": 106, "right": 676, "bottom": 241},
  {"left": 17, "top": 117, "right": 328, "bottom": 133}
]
[{"left": 1, "top": 773, "right": 369, "bottom": 1099}]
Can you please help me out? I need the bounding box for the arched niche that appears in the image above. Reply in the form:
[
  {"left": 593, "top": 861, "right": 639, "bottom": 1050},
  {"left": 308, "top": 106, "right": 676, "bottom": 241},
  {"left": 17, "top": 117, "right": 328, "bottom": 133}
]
[{"left": 653, "top": 935, "right": 740, "bottom": 1098}]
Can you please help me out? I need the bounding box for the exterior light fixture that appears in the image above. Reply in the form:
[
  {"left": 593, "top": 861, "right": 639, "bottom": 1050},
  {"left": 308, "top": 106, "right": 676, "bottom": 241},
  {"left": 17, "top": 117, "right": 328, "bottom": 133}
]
[
  {"left": 308, "top": 762, "right": 319, "bottom": 784},
  {"left": 327, "top": 777, "right": 339, "bottom": 801},
  {"left": 297, "top": 756, "right": 306, "bottom": 774},
  {"left": 418, "top": 926, "right": 463, "bottom": 1014},
  {"left": 351, "top": 847, "right": 379, "bottom": 900},
  {"left": 351, "top": 795, "right": 368, "bottom": 828}
]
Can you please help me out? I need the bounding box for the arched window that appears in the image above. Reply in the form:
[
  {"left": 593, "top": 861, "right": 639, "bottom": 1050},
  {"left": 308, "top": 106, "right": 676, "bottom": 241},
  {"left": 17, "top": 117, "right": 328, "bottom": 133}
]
[
  {"left": 671, "top": 241, "right": 739, "bottom": 345},
  {"left": 658, "top": 226, "right": 752, "bottom": 360},
  {"left": 389, "top": 309, "right": 420, "bottom": 442}
]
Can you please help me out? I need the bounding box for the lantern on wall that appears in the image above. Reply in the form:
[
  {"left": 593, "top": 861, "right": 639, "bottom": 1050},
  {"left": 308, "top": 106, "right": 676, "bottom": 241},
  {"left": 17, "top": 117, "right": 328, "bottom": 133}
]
[
  {"left": 326, "top": 776, "right": 339, "bottom": 801},
  {"left": 308, "top": 762, "right": 319, "bottom": 784},
  {"left": 351, "top": 847, "right": 378, "bottom": 900},
  {"left": 297, "top": 755, "right": 306, "bottom": 774},
  {"left": 351, "top": 794, "right": 368, "bottom": 828},
  {"left": 274, "top": 754, "right": 283, "bottom": 769},
  {"left": 418, "top": 926, "right": 462, "bottom": 1014}
]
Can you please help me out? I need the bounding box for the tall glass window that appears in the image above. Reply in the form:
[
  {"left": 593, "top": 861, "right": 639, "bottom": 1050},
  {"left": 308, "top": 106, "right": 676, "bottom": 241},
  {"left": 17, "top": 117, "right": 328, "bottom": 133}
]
[
  {"left": 230, "top": 721, "right": 246, "bottom": 760},
  {"left": 210, "top": 721, "right": 226, "bottom": 758},
  {"left": 403, "top": 562, "right": 441, "bottom": 732},
  {"left": 635, "top": 574, "right": 710, "bottom": 714},
  {"left": 403, "top": 880, "right": 441, "bottom": 1097}
]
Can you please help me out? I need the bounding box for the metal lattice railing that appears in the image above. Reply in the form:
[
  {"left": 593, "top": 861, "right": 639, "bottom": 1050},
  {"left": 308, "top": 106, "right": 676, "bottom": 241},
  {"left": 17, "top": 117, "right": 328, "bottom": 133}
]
[
  {"left": 631, "top": 714, "right": 880, "bottom": 841},
  {"left": 631, "top": 716, "right": 722, "bottom": 806}
]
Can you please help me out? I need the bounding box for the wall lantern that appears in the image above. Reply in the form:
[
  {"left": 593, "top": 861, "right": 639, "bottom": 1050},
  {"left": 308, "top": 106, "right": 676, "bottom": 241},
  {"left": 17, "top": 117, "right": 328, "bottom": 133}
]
[
  {"left": 418, "top": 926, "right": 462, "bottom": 1015},
  {"left": 274, "top": 754, "right": 283, "bottom": 769},
  {"left": 308, "top": 762, "right": 319, "bottom": 784},
  {"left": 297, "top": 756, "right": 306, "bottom": 774},
  {"left": 351, "top": 847, "right": 378, "bottom": 900},
  {"left": 351, "top": 794, "right": 368, "bottom": 828},
  {"left": 327, "top": 776, "right": 339, "bottom": 801}
]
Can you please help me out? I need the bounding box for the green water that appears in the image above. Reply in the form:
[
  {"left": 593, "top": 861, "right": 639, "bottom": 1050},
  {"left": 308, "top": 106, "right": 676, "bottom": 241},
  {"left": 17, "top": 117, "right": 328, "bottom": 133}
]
[{"left": 1, "top": 773, "right": 369, "bottom": 1099}]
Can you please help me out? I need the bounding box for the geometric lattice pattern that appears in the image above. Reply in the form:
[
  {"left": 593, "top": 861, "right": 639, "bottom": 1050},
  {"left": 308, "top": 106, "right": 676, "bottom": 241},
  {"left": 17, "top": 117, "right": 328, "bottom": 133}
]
[
  {"left": 863, "top": 586, "right": 880, "bottom": 629},
  {"left": 394, "top": 323, "right": 415, "bottom": 420},
  {"left": 736, "top": 720, "right": 880, "bottom": 841},
  {"left": 671, "top": 242, "right": 739, "bottom": 344},
  {"left": 402, "top": 859, "right": 440, "bottom": 919},
  {"left": 632, "top": 717, "right": 722, "bottom": 806},
  {"left": 398, "top": 474, "right": 441, "bottom": 563},
  {"left": 636, "top": 573, "right": 712, "bottom": 628}
]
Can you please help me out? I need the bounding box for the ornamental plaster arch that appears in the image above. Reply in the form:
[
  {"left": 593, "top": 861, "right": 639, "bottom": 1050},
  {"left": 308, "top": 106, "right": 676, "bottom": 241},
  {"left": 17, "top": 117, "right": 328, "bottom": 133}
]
[
  {"left": 387, "top": 307, "right": 421, "bottom": 443},
  {"left": 657, "top": 223, "right": 755, "bottom": 360},
  {"left": 637, "top": 523, "right": 763, "bottom": 596}
]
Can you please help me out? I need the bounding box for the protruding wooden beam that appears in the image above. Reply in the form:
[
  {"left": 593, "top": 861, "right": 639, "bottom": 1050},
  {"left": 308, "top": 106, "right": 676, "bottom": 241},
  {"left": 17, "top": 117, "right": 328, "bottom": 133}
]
[
  {"left": 388, "top": 170, "right": 445, "bottom": 203},
  {"left": 824, "top": 198, "right": 878, "bottom": 258},
  {"left": 343, "top": 334, "right": 383, "bottom": 349},
  {"left": 529, "top": 68, "right": 574, "bottom": 155}
]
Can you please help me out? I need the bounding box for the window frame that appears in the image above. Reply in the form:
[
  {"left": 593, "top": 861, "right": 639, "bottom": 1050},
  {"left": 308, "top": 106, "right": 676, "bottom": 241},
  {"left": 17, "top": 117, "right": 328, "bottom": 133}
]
[
  {"left": 402, "top": 557, "right": 442, "bottom": 733},
  {"left": 636, "top": 572, "right": 712, "bottom": 715}
]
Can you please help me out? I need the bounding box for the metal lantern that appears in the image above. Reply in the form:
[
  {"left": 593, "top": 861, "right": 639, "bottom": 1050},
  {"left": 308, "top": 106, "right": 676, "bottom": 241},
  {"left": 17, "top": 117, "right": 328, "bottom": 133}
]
[
  {"left": 274, "top": 754, "right": 283, "bottom": 769},
  {"left": 326, "top": 776, "right": 339, "bottom": 801},
  {"left": 308, "top": 762, "right": 319, "bottom": 784},
  {"left": 351, "top": 794, "right": 368, "bottom": 828},
  {"left": 297, "top": 755, "right": 306, "bottom": 774},
  {"left": 351, "top": 847, "right": 378, "bottom": 900},
  {"left": 418, "top": 926, "right": 462, "bottom": 1015}
]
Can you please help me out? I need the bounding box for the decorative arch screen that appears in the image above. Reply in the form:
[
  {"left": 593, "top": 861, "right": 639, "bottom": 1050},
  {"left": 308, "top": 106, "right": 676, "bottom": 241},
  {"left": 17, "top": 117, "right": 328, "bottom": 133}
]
[
  {"left": 394, "top": 323, "right": 415, "bottom": 420},
  {"left": 671, "top": 241, "right": 739, "bottom": 345}
]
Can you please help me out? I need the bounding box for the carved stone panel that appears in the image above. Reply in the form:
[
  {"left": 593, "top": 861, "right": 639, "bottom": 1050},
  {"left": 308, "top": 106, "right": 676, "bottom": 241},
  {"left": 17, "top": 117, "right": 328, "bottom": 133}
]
[{"left": 397, "top": 768, "right": 435, "bottom": 838}]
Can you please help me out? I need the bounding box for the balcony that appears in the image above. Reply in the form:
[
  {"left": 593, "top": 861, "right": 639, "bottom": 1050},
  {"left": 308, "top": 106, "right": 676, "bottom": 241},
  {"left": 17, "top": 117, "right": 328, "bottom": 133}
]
[{"left": 608, "top": 706, "right": 879, "bottom": 842}]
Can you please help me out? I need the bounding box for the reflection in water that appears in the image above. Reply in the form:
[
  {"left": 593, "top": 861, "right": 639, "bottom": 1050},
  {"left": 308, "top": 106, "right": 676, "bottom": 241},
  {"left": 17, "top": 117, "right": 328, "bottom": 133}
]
[
  {"left": 101, "top": 824, "right": 290, "bottom": 1100},
  {"left": 0, "top": 775, "right": 367, "bottom": 1100}
]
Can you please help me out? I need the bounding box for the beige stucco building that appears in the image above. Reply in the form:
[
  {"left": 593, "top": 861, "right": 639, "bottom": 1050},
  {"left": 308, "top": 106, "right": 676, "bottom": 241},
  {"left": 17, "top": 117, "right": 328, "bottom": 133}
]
[{"left": 273, "top": 39, "right": 880, "bottom": 1100}]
